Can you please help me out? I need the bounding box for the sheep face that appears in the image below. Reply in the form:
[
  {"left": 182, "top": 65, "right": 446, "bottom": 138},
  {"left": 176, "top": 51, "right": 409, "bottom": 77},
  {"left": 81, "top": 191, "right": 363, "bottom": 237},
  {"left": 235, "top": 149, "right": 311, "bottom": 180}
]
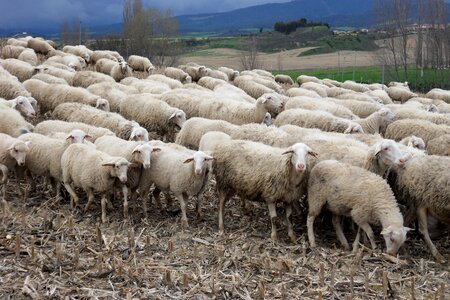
[
  {"left": 344, "top": 122, "right": 364, "bottom": 134},
  {"left": 407, "top": 136, "right": 426, "bottom": 150},
  {"left": 95, "top": 99, "right": 110, "bottom": 112},
  {"left": 184, "top": 151, "right": 213, "bottom": 176},
  {"left": 262, "top": 112, "right": 272, "bottom": 126},
  {"left": 260, "top": 93, "right": 284, "bottom": 110},
  {"left": 282, "top": 143, "right": 317, "bottom": 173},
  {"left": 425, "top": 104, "right": 438, "bottom": 113},
  {"left": 381, "top": 224, "right": 410, "bottom": 255},
  {"left": 102, "top": 158, "right": 130, "bottom": 183},
  {"left": 129, "top": 126, "right": 149, "bottom": 142},
  {"left": 13, "top": 96, "right": 35, "bottom": 117},
  {"left": 169, "top": 110, "right": 186, "bottom": 129},
  {"left": 132, "top": 143, "right": 160, "bottom": 169},
  {"left": 375, "top": 140, "right": 408, "bottom": 168},
  {"left": 119, "top": 61, "right": 128, "bottom": 74},
  {"left": 147, "top": 65, "right": 156, "bottom": 74},
  {"left": 8, "top": 141, "right": 31, "bottom": 167},
  {"left": 184, "top": 75, "right": 192, "bottom": 83},
  {"left": 66, "top": 129, "right": 91, "bottom": 144},
  {"left": 82, "top": 54, "right": 90, "bottom": 64},
  {"left": 378, "top": 108, "right": 396, "bottom": 124}
]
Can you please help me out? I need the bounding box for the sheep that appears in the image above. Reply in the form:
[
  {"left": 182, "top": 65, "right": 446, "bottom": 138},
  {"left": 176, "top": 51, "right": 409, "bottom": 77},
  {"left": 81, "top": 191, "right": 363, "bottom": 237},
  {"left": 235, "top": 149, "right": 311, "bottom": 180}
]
[
  {"left": 91, "top": 50, "right": 119, "bottom": 64},
  {"left": 218, "top": 67, "right": 239, "bottom": 81},
  {"left": 206, "top": 68, "right": 229, "bottom": 81},
  {"left": 286, "top": 87, "right": 321, "bottom": 98},
  {"left": 385, "top": 105, "right": 450, "bottom": 126},
  {"left": 340, "top": 80, "right": 371, "bottom": 93},
  {"left": 27, "top": 38, "right": 54, "bottom": 55},
  {"left": 31, "top": 72, "right": 67, "bottom": 85},
  {"left": 23, "top": 79, "right": 110, "bottom": 113},
  {"left": 399, "top": 135, "right": 426, "bottom": 151},
  {"left": 175, "top": 117, "right": 239, "bottom": 149},
  {"left": 94, "top": 136, "right": 160, "bottom": 217},
  {"left": 127, "top": 55, "right": 155, "bottom": 73},
  {"left": 274, "top": 74, "right": 294, "bottom": 85},
  {"left": 426, "top": 88, "right": 450, "bottom": 103},
  {"left": 0, "top": 73, "right": 33, "bottom": 99},
  {"left": 182, "top": 65, "right": 208, "bottom": 82},
  {"left": 328, "top": 98, "right": 383, "bottom": 118},
  {"left": 0, "top": 96, "right": 36, "bottom": 118},
  {"left": 43, "top": 60, "right": 76, "bottom": 71},
  {"left": 52, "top": 102, "right": 147, "bottom": 140},
  {"left": 0, "top": 106, "right": 33, "bottom": 137},
  {"left": 234, "top": 76, "right": 274, "bottom": 99},
  {"left": 326, "top": 87, "right": 353, "bottom": 97},
  {"left": 285, "top": 96, "right": 358, "bottom": 120},
  {"left": 274, "top": 109, "right": 364, "bottom": 134},
  {"left": 123, "top": 79, "right": 170, "bottom": 95},
  {"left": 408, "top": 97, "right": 450, "bottom": 113},
  {"left": 197, "top": 76, "right": 228, "bottom": 90},
  {"left": 95, "top": 58, "right": 118, "bottom": 75},
  {"left": 35, "top": 120, "right": 114, "bottom": 141},
  {"left": 426, "top": 134, "right": 450, "bottom": 156},
  {"left": 385, "top": 119, "right": 450, "bottom": 145},
  {"left": 365, "top": 89, "right": 393, "bottom": 104},
  {"left": 120, "top": 94, "right": 186, "bottom": 141},
  {"left": 322, "top": 78, "right": 341, "bottom": 87},
  {"left": 62, "top": 45, "right": 93, "bottom": 64},
  {"left": 387, "top": 86, "right": 418, "bottom": 103},
  {"left": 213, "top": 83, "right": 256, "bottom": 104},
  {"left": 206, "top": 138, "right": 316, "bottom": 242},
  {"left": 138, "top": 142, "right": 212, "bottom": 226},
  {"left": 61, "top": 143, "right": 130, "bottom": 222},
  {"left": 390, "top": 155, "right": 450, "bottom": 261},
  {"left": 0, "top": 133, "right": 30, "bottom": 202},
  {"left": 72, "top": 70, "right": 115, "bottom": 88},
  {"left": 163, "top": 67, "right": 192, "bottom": 83},
  {"left": 297, "top": 75, "right": 321, "bottom": 85},
  {"left": 353, "top": 108, "right": 396, "bottom": 134},
  {"left": 240, "top": 73, "right": 284, "bottom": 94},
  {"left": 87, "top": 82, "right": 135, "bottom": 112},
  {"left": 46, "top": 55, "right": 85, "bottom": 71},
  {"left": 40, "top": 66, "right": 75, "bottom": 85},
  {"left": 1, "top": 45, "right": 25, "bottom": 59},
  {"left": 335, "top": 92, "right": 380, "bottom": 103},
  {"left": 17, "top": 49, "right": 38, "bottom": 66},
  {"left": 6, "top": 38, "right": 28, "bottom": 48},
  {"left": 229, "top": 123, "right": 297, "bottom": 148},
  {"left": 146, "top": 74, "right": 184, "bottom": 89},
  {"left": 300, "top": 82, "right": 328, "bottom": 97},
  {"left": 307, "top": 160, "right": 409, "bottom": 254},
  {"left": 18, "top": 130, "right": 91, "bottom": 198},
  {"left": 0, "top": 59, "right": 45, "bottom": 82},
  {"left": 251, "top": 69, "right": 274, "bottom": 78},
  {"left": 110, "top": 61, "right": 133, "bottom": 82}
]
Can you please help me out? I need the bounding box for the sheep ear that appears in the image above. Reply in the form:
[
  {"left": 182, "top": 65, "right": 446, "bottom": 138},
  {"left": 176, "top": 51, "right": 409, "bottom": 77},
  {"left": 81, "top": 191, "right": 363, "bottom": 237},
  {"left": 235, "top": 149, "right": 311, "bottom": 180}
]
[
  {"left": 152, "top": 147, "right": 161, "bottom": 153},
  {"left": 373, "top": 143, "right": 383, "bottom": 156},
  {"left": 85, "top": 134, "right": 93, "bottom": 140},
  {"left": 132, "top": 148, "right": 141, "bottom": 154},
  {"left": 169, "top": 112, "right": 177, "bottom": 120},
  {"left": 403, "top": 227, "right": 413, "bottom": 232},
  {"left": 101, "top": 162, "right": 115, "bottom": 167},
  {"left": 308, "top": 151, "right": 318, "bottom": 157},
  {"left": 380, "top": 226, "right": 393, "bottom": 235},
  {"left": 282, "top": 148, "right": 294, "bottom": 155},
  {"left": 205, "top": 155, "right": 214, "bottom": 161},
  {"left": 183, "top": 157, "right": 194, "bottom": 164},
  {"left": 66, "top": 134, "right": 74, "bottom": 140}
]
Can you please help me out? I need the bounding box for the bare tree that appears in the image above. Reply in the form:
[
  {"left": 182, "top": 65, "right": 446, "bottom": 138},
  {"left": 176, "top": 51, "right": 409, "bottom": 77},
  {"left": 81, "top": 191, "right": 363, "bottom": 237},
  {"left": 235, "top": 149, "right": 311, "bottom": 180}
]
[{"left": 240, "top": 36, "right": 263, "bottom": 70}]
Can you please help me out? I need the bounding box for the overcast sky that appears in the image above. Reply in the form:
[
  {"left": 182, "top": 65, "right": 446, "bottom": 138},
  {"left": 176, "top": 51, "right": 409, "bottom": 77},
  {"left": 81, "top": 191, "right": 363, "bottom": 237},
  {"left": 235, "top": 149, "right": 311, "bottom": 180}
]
[{"left": 1, "top": 0, "right": 291, "bottom": 29}]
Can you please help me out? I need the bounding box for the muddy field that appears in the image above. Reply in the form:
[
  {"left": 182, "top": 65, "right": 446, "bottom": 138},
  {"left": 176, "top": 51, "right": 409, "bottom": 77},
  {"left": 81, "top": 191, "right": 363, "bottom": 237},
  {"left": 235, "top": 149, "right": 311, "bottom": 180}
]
[{"left": 0, "top": 175, "right": 448, "bottom": 299}]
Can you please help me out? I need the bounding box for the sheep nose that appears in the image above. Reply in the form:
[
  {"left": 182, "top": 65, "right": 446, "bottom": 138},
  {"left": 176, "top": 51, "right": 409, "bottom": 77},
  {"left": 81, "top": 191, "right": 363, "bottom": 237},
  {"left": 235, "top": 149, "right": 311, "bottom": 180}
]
[
  {"left": 195, "top": 168, "right": 202, "bottom": 175},
  {"left": 18, "top": 161, "right": 25, "bottom": 166},
  {"left": 119, "top": 176, "right": 127, "bottom": 183},
  {"left": 143, "top": 163, "right": 151, "bottom": 169},
  {"left": 397, "top": 159, "right": 406, "bottom": 167},
  {"left": 30, "top": 112, "right": 36, "bottom": 117},
  {"left": 296, "top": 163, "right": 305, "bottom": 172}
]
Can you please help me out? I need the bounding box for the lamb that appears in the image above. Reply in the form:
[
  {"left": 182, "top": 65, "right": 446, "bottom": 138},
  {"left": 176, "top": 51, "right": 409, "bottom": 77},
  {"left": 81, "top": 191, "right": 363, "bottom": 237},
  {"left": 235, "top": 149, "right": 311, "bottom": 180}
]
[
  {"left": 284, "top": 96, "right": 358, "bottom": 120},
  {"left": 206, "top": 138, "right": 316, "bottom": 242},
  {"left": 387, "top": 86, "right": 418, "bottom": 103},
  {"left": 399, "top": 135, "right": 426, "bottom": 151},
  {"left": 1, "top": 45, "right": 25, "bottom": 59},
  {"left": 175, "top": 117, "right": 239, "bottom": 149},
  {"left": 72, "top": 70, "right": 115, "bottom": 88},
  {"left": 120, "top": 94, "right": 186, "bottom": 141},
  {"left": 426, "top": 88, "right": 450, "bottom": 104},
  {"left": 127, "top": 55, "right": 155, "bottom": 73},
  {"left": 390, "top": 155, "right": 450, "bottom": 261},
  {"left": 385, "top": 119, "right": 450, "bottom": 144},
  {"left": 52, "top": 102, "right": 147, "bottom": 140},
  {"left": 35, "top": 120, "right": 115, "bottom": 141},
  {"left": 163, "top": 67, "right": 192, "bottom": 83},
  {"left": 234, "top": 76, "right": 274, "bottom": 99},
  {"left": 385, "top": 105, "right": 450, "bottom": 126},
  {"left": 340, "top": 80, "right": 371, "bottom": 93},
  {"left": 328, "top": 98, "right": 383, "bottom": 118},
  {"left": 296, "top": 75, "right": 321, "bottom": 85},
  {"left": 0, "top": 59, "right": 45, "bottom": 82},
  {"left": 300, "top": 82, "right": 328, "bottom": 97},
  {"left": 286, "top": 87, "right": 321, "bottom": 98},
  {"left": 275, "top": 74, "right": 294, "bottom": 85},
  {"left": 218, "top": 67, "right": 239, "bottom": 81},
  {"left": 0, "top": 133, "right": 30, "bottom": 202},
  {"left": 40, "top": 66, "right": 75, "bottom": 85},
  {"left": 6, "top": 38, "right": 28, "bottom": 48},
  {"left": 31, "top": 73, "right": 68, "bottom": 85},
  {"left": 18, "top": 130, "right": 91, "bottom": 199},
  {"left": 206, "top": 68, "right": 229, "bottom": 81},
  {"left": 146, "top": 74, "right": 183, "bottom": 89},
  {"left": 110, "top": 61, "right": 133, "bottom": 82},
  {"left": 353, "top": 108, "right": 396, "bottom": 134},
  {"left": 274, "top": 109, "right": 364, "bottom": 134},
  {"left": 0, "top": 106, "right": 34, "bottom": 137},
  {"left": 27, "top": 38, "right": 54, "bottom": 55},
  {"left": 61, "top": 143, "right": 131, "bottom": 222},
  {"left": 23, "top": 79, "right": 110, "bottom": 113},
  {"left": 307, "top": 160, "right": 409, "bottom": 255},
  {"left": 95, "top": 58, "right": 118, "bottom": 75},
  {"left": 138, "top": 142, "right": 212, "bottom": 226},
  {"left": 17, "top": 49, "right": 38, "bottom": 66},
  {"left": 94, "top": 136, "right": 160, "bottom": 217},
  {"left": 197, "top": 76, "right": 227, "bottom": 90},
  {"left": 0, "top": 96, "right": 36, "bottom": 118},
  {"left": 426, "top": 134, "right": 450, "bottom": 156},
  {"left": 91, "top": 50, "right": 119, "bottom": 64}
]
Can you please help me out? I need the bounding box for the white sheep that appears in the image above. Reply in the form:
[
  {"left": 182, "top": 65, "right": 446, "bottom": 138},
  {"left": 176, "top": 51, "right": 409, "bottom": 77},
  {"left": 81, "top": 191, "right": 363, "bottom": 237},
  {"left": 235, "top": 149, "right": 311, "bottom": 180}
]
[
  {"left": 0, "top": 105, "right": 34, "bottom": 137},
  {"left": 274, "top": 74, "right": 294, "bottom": 85},
  {"left": 127, "top": 55, "right": 155, "bottom": 73},
  {"left": 31, "top": 73, "right": 68, "bottom": 85},
  {"left": 385, "top": 105, "right": 450, "bottom": 126},
  {"left": 87, "top": 82, "right": 137, "bottom": 112},
  {"left": 40, "top": 65, "right": 75, "bottom": 85},
  {"left": 399, "top": 135, "right": 426, "bottom": 151},
  {"left": 95, "top": 58, "right": 118, "bottom": 75},
  {"left": 296, "top": 75, "right": 321, "bottom": 85},
  {"left": 300, "top": 82, "right": 328, "bottom": 97},
  {"left": 1, "top": 45, "right": 25, "bottom": 59},
  {"left": 0, "top": 96, "right": 36, "bottom": 118},
  {"left": 425, "top": 88, "right": 450, "bottom": 104},
  {"left": 163, "top": 67, "right": 192, "bottom": 83},
  {"left": 198, "top": 76, "right": 227, "bottom": 90},
  {"left": 234, "top": 75, "right": 275, "bottom": 99},
  {"left": 27, "top": 38, "right": 54, "bottom": 55},
  {"left": 387, "top": 86, "right": 418, "bottom": 103},
  {"left": 72, "top": 70, "right": 115, "bottom": 88},
  {"left": 110, "top": 61, "right": 133, "bottom": 82},
  {"left": 206, "top": 68, "right": 229, "bottom": 81},
  {"left": 340, "top": 80, "right": 371, "bottom": 93},
  {"left": 146, "top": 74, "right": 183, "bottom": 89},
  {"left": 91, "top": 50, "right": 119, "bottom": 64},
  {"left": 284, "top": 96, "right": 358, "bottom": 120},
  {"left": 35, "top": 120, "right": 115, "bottom": 141},
  {"left": 353, "top": 107, "right": 396, "bottom": 134},
  {"left": 46, "top": 55, "right": 86, "bottom": 71},
  {"left": 328, "top": 97, "right": 383, "bottom": 118},
  {"left": 385, "top": 119, "right": 450, "bottom": 144},
  {"left": 6, "top": 38, "right": 28, "bottom": 48},
  {"left": 218, "top": 67, "right": 239, "bottom": 81},
  {"left": 0, "top": 59, "right": 45, "bottom": 82},
  {"left": 17, "top": 49, "right": 38, "bottom": 66},
  {"left": 286, "top": 87, "right": 321, "bottom": 98}
]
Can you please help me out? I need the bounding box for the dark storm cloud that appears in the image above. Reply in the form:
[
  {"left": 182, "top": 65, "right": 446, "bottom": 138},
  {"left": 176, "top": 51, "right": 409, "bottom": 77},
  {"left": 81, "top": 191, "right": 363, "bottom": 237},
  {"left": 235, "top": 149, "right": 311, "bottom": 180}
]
[{"left": 1, "top": 0, "right": 290, "bottom": 28}]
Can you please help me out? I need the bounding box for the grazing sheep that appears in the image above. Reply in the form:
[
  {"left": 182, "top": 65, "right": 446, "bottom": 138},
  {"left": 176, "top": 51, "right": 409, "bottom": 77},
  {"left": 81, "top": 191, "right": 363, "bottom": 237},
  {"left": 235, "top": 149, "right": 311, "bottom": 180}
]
[
  {"left": 426, "top": 134, "right": 450, "bottom": 156},
  {"left": 229, "top": 123, "right": 297, "bottom": 148},
  {"left": 0, "top": 106, "right": 34, "bottom": 137},
  {"left": 354, "top": 108, "right": 396, "bottom": 134},
  {"left": 95, "top": 58, "right": 118, "bottom": 75},
  {"left": 0, "top": 133, "right": 30, "bottom": 201},
  {"left": 62, "top": 45, "right": 93, "bottom": 63},
  {"left": 322, "top": 78, "right": 341, "bottom": 87},
  {"left": 40, "top": 65, "right": 75, "bottom": 85},
  {"left": 390, "top": 155, "right": 450, "bottom": 261},
  {"left": 120, "top": 94, "right": 186, "bottom": 141},
  {"left": 207, "top": 138, "right": 316, "bottom": 242},
  {"left": 275, "top": 74, "right": 294, "bottom": 85},
  {"left": 274, "top": 109, "right": 364, "bottom": 134},
  {"left": 124, "top": 78, "right": 170, "bottom": 95},
  {"left": 182, "top": 65, "right": 208, "bottom": 82},
  {"left": 0, "top": 74, "right": 33, "bottom": 99},
  {"left": 27, "top": 38, "right": 54, "bottom": 55},
  {"left": 251, "top": 69, "right": 274, "bottom": 78},
  {"left": 46, "top": 55, "right": 86, "bottom": 71},
  {"left": 18, "top": 130, "right": 90, "bottom": 198},
  {"left": 0, "top": 59, "right": 45, "bottom": 82},
  {"left": 297, "top": 75, "right": 321, "bottom": 85},
  {"left": 285, "top": 96, "right": 358, "bottom": 120},
  {"left": 1, "top": 45, "right": 25, "bottom": 59},
  {"left": 110, "top": 61, "right": 133, "bottom": 82},
  {"left": 218, "top": 67, "right": 239, "bottom": 81},
  {"left": 87, "top": 82, "right": 138, "bottom": 112},
  {"left": 197, "top": 76, "right": 227, "bottom": 90},
  {"left": 35, "top": 120, "right": 115, "bottom": 141},
  {"left": 340, "top": 80, "right": 371, "bottom": 93},
  {"left": 163, "top": 67, "right": 192, "bottom": 83},
  {"left": 365, "top": 89, "right": 393, "bottom": 104},
  {"left": 286, "top": 87, "right": 321, "bottom": 98},
  {"left": 385, "top": 105, "right": 450, "bottom": 126},
  {"left": 385, "top": 119, "right": 450, "bottom": 144},
  {"left": 0, "top": 96, "right": 36, "bottom": 118},
  {"left": 175, "top": 117, "right": 239, "bottom": 149},
  {"left": 387, "top": 86, "right": 418, "bottom": 103},
  {"left": 335, "top": 92, "right": 380, "bottom": 103},
  {"left": 17, "top": 49, "right": 38, "bottom": 66},
  {"left": 399, "top": 135, "right": 426, "bottom": 151},
  {"left": 127, "top": 55, "right": 155, "bottom": 73},
  {"left": 6, "top": 38, "right": 28, "bottom": 48},
  {"left": 72, "top": 70, "right": 115, "bottom": 88},
  {"left": 52, "top": 102, "right": 146, "bottom": 140},
  {"left": 234, "top": 76, "right": 274, "bottom": 99},
  {"left": 240, "top": 73, "right": 283, "bottom": 93},
  {"left": 300, "top": 82, "right": 328, "bottom": 97},
  {"left": 206, "top": 68, "right": 228, "bottom": 81},
  {"left": 328, "top": 98, "right": 383, "bottom": 118},
  {"left": 23, "top": 79, "right": 110, "bottom": 113},
  {"left": 307, "top": 160, "right": 409, "bottom": 255},
  {"left": 91, "top": 50, "right": 119, "bottom": 64},
  {"left": 61, "top": 143, "right": 131, "bottom": 223},
  {"left": 213, "top": 83, "right": 256, "bottom": 104},
  {"left": 146, "top": 74, "right": 184, "bottom": 89},
  {"left": 426, "top": 88, "right": 450, "bottom": 104},
  {"left": 31, "top": 73, "right": 68, "bottom": 85}
]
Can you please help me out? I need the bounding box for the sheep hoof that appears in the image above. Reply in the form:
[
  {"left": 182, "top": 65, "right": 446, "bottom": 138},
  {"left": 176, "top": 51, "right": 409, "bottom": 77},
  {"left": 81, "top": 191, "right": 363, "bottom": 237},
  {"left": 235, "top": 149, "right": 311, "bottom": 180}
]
[
  {"left": 181, "top": 219, "right": 189, "bottom": 228},
  {"left": 218, "top": 229, "right": 225, "bottom": 236},
  {"left": 434, "top": 252, "right": 446, "bottom": 264},
  {"left": 288, "top": 233, "right": 297, "bottom": 244}
]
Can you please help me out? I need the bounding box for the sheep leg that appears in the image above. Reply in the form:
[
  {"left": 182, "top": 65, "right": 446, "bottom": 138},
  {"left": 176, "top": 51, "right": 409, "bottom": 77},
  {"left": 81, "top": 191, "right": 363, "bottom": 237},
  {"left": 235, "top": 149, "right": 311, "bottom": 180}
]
[
  {"left": 27, "top": 170, "right": 36, "bottom": 194},
  {"left": 403, "top": 207, "right": 417, "bottom": 227},
  {"left": 176, "top": 193, "right": 189, "bottom": 228},
  {"left": 152, "top": 188, "right": 161, "bottom": 208},
  {"left": 358, "top": 222, "right": 377, "bottom": 250},
  {"left": 101, "top": 193, "right": 108, "bottom": 224},
  {"left": 0, "top": 165, "right": 8, "bottom": 200},
  {"left": 306, "top": 214, "right": 317, "bottom": 247},
  {"left": 64, "top": 182, "right": 79, "bottom": 209},
  {"left": 417, "top": 207, "right": 445, "bottom": 262},
  {"left": 218, "top": 190, "right": 230, "bottom": 235},
  {"left": 139, "top": 185, "right": 150, "bottom": 218},
  {"left": 164, "top": 192, "right": 173, "bottom": 208},
  {"left": 196, "top": 193, "right": 204, "bottom": 220},
  {"left": 332, "top": 214, "right": 350, "bottom": 250},
  {"left": 84, "top": 189, "right": 95, "bottom": 212},
  {"left": 267, "top": 202, "right": 278, "bottom": 242},
  {"left": 122, "top": 185, "right": 129, "bottom": 219},
  {"left": 352, "top": 227, "right": 362, "bottom": 253},
  {"left": 285, "top": 203, "right": 297, "bottom": 243}
]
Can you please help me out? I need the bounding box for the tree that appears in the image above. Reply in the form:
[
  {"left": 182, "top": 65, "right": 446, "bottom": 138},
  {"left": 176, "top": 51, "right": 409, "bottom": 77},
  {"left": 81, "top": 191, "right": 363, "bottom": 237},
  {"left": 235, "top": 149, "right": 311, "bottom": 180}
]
[
  {"left": 60, "top": 16, "right": 88, "bottom": 45},
  {"left": 240, "top": 35, "right": 263, "bottom": 70}
]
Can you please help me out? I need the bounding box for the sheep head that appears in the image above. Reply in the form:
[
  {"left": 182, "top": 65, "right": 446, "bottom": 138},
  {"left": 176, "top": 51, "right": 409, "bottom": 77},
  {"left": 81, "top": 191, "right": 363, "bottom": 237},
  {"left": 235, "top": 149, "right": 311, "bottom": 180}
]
[{"left": 184, "top": 151, "right": 213, "bottom": 176}]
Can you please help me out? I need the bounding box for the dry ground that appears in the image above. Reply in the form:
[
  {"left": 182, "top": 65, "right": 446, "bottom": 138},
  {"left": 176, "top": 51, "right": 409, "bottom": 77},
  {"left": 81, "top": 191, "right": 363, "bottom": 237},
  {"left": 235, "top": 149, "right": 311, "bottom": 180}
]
[{"left": 0, "top": 176, "right": 448, "bottom": 299}]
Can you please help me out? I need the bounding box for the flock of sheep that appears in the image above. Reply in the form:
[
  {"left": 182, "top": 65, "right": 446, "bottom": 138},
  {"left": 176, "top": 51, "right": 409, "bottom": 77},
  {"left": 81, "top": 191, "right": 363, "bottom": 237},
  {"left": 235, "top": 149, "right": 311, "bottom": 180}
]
[{"left": 0, "top": 36, "right": 449, "bottom": 264}]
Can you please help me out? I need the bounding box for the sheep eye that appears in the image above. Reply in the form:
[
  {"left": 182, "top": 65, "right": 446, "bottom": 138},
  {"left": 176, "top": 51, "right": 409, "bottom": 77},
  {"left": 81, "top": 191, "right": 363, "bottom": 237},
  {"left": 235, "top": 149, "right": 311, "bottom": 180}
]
[
  {"left": 14, "top": 149, "right": 18, "bottom": 153},
  {"left": 384, "top": 147, "right": 389, "bottom": 151}
]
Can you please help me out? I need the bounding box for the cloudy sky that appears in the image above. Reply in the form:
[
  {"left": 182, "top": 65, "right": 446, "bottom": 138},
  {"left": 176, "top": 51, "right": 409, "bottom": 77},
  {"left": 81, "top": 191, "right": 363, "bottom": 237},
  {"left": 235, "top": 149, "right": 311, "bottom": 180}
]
[{"left": 1, "top": 0, "right": 291, "bottom": 29}]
